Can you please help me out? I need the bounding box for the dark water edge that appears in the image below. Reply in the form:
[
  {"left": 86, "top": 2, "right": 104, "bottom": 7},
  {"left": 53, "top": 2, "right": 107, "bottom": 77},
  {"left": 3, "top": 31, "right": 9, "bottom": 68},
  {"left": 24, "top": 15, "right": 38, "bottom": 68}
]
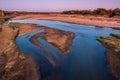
[{"left": 12, "top": 20, "right": 120, "bottom": 80}]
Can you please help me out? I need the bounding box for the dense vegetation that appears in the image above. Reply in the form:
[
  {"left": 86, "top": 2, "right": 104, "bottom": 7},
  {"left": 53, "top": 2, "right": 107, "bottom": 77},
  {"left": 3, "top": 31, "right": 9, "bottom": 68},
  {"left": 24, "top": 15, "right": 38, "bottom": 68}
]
[{"left": 62, "top": 8, "right": 120, "bottom": 17}]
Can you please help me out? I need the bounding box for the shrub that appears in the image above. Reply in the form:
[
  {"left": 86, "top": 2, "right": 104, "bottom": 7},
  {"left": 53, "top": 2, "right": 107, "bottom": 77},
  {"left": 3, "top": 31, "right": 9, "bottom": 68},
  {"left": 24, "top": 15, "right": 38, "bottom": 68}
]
[{"left": 62, "top": 8, "right": 120, "bottom": 17}]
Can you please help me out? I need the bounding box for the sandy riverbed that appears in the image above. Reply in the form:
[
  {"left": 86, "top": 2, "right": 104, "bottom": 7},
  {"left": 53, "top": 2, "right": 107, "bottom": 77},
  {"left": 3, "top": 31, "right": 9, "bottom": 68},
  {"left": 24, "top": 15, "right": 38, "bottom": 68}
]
[
  {"left": 14, "top": 14, "right": 120, "bottom": 29},
  {"left": 98, "top": 34, "right": 120, "bottom": 80},
  {"left": 0, "top": 25, "right": 40, "bottom": 80},
  {"left": 30, "top": 27, "right": 75, "bottom": 55}
]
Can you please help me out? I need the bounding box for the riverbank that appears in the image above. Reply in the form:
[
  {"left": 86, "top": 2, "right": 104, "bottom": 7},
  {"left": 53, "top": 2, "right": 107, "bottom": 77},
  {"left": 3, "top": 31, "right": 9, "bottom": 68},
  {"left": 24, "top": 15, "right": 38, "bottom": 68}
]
[
  {"left": 30, "top": 27, "right": 75, "bottom": 55},
  {"left": 98, "top": 34, "right": 120, "bottom": 80},
  {"left": 9, "top": 22, "right": 75, "bottom": 55},
  {"left": 0, "top": 22, "right": 75, "bottom": 79},
  {"left": 9, "top": 20, "right": 120, "bottom": 80},
  {"left": 0, "top": 25, "right": 40, "bottom": 80},
  {"left": 13, "top": 14, "right": 120, "bottom": 29},
  {"left": 9, "top": 22, "right": 44, "bottom": 37}
]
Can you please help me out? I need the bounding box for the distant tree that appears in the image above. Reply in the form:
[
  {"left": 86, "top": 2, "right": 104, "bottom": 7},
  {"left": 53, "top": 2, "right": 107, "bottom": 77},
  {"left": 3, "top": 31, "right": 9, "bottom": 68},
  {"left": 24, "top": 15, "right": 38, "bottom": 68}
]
[
  {"left": 93, "top": 8, "right": 108, "bottom": 15},
  {"left": 109, "top": 8, "right": 120, "bottom": 17},
  {"left": 107, "top": 9, "right": 112, "bottom": 17},
  {"left": 81, "top": 10, "right": 92, "bottom": 15},
  {"left": 62, "top": 8, "right": 120, "bottom": 17},
  {"left": 63, "top": 10, "right": 72, "bottom": 14},
  {"left": 62, "top": 10, "right": 92, "bottom": 15},
  {"left": 114, "top": 8, "right": 120, "bottom": 16}
]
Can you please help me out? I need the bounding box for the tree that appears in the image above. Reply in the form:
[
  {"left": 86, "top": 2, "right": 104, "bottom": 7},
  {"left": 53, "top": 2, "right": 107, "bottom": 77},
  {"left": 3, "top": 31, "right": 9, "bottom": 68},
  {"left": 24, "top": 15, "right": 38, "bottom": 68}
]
[
  {"left": 62, "top": 8, "right": 120, "bottom": 17},
  {"left": 109, "top": 8, "right": 120, "bottom": 17},
  {"left": 93, "top": 8, "right": 108, "bottom": 15}
]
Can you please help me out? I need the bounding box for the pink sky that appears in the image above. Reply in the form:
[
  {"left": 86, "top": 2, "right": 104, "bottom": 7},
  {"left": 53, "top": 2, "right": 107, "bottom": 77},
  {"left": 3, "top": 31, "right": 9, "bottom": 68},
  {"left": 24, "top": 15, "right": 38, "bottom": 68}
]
[{"left": 0, "top": 0, "right": 120, "bottom": 12}]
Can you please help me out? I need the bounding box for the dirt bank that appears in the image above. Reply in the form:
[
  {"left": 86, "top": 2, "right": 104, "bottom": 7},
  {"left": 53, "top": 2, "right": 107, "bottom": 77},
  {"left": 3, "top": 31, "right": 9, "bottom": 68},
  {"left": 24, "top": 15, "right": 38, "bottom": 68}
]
[
  {"left": 0, "top": 25, "right": 40, "bottom": 80},
  {"left": 105, "top": 49, "right": 120, "bottom": 80},
  {"left": 9, "top": 22, "right": 44, "bottom": 37},
  {"left": 0, "top": 22, "right": 75, "bottom": 79},
  {"left": 13, "top": 14, "right": 120, "bottom": 29},
  {"left": 10, "top": 22, "right": 75, "bottom": 55},
  {"left": 30, "top": 27, "right": 75, "bottom": 55},
  {"left": 98, "top": 34, "right": 120, "bottom": 80}
]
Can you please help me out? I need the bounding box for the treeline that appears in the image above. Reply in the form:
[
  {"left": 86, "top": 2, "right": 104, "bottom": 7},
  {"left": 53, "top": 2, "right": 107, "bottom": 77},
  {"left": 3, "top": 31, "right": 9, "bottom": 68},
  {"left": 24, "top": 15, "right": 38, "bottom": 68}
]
[
  {"left": 62, "top": 8, "right": 120, "bottom": 17},
  {"left": 0, "top": 10, "right": 15, "bottom": 25},
  {"left": 5, "top": 11, "right": 60, "bottom": 15}
]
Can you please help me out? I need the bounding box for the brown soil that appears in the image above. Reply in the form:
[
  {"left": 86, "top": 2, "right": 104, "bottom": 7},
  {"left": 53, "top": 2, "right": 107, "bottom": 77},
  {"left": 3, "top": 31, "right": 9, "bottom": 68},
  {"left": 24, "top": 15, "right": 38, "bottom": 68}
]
[
  {"left": 98, "top": 34, "right": 120, "bottom": 80},
  {"left": 30, "top": 27, "right": 75, "bottom": 55},
  {"left": 0, "top": 22, "right": 75, "bottom": 80},
  {"left": 0, "top": 25, "right": 40, "bottom": 80},
  {"left": 9, "top": 23, "right": 44, "bottom": 37},
  {"left": 106, "top": 49, "right": 120, "bottom": 80}
]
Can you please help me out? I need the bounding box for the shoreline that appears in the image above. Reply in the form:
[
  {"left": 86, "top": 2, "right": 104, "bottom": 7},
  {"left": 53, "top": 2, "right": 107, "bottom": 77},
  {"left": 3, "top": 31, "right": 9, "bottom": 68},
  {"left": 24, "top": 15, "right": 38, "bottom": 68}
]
[
  {"left": 30, "top": 27, "right": 75, "bottom": 55},
  {"left": 13, "top": 14, "right": 120, "bottom": 29},
  {"left": 98, "top": 34, "right": 120, "bottom": 80},
  {"left": 0, "top": 25, "right": 40, "bottom": 80},
  {"left": 105, "top": 49, "right": 120, "bottom": 80},
  {"left": 9, "top": 22, "right": 75, "bottom": 55},
  {"left": 1, "top": 15, "right": 120, "bottom": 80}
]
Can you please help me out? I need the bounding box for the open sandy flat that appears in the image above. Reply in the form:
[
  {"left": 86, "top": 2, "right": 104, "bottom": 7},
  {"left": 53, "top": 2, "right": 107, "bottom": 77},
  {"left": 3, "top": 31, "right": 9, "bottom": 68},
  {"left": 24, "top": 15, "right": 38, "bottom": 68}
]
[{"left": 14, "top": 14, "right": 120, "bottom": 29}]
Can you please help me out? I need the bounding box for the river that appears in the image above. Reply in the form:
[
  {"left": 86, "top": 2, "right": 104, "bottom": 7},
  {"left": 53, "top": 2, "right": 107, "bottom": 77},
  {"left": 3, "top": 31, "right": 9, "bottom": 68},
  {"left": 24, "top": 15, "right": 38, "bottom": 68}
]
[{"left": 12, "top": 20, "right": 120, "bottom": 80}]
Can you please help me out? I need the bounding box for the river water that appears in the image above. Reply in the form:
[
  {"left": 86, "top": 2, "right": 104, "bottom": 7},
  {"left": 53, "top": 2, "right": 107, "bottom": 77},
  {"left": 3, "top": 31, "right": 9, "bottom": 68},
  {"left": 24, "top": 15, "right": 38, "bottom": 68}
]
[{"left": 12, "top": 20, "right": 120, "bottom": 80}]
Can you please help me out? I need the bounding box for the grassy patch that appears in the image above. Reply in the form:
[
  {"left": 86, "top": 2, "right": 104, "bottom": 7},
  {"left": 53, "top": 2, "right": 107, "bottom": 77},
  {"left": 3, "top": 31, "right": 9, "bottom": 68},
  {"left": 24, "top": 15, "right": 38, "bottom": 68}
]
[{"left": 9, "top": 22, "right": 25, "bottom": 28}]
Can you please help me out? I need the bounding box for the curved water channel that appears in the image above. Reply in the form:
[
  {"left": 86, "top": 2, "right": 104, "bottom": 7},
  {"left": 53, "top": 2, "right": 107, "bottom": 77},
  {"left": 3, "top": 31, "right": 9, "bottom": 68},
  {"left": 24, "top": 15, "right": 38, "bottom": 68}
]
[{"left": 12, "top": 20, "right": 120, "bottom": 80}]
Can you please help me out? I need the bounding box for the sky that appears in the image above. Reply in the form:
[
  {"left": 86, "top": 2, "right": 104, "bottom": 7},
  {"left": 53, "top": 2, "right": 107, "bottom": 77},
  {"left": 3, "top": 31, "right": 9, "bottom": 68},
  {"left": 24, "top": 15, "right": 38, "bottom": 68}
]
[{"left": 0, "top": 0, "right": 120, "bottom": 12}]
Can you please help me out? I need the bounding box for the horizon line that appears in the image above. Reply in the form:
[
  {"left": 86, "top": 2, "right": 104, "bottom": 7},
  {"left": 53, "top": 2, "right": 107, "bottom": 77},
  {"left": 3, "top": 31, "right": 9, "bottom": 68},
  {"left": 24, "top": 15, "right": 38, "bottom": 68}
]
[{"left": 1, "top": 7, "right": 120, "bottom": 13}]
